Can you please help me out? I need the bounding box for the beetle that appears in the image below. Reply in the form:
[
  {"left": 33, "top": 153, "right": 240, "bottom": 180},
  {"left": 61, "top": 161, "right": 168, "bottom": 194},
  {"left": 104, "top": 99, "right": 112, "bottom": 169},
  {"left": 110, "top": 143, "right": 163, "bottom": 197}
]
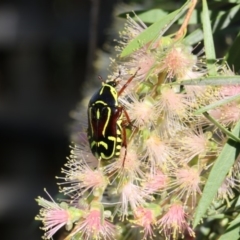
[{"left": 87, "top": 70, "right": 138, "bottom": 165}]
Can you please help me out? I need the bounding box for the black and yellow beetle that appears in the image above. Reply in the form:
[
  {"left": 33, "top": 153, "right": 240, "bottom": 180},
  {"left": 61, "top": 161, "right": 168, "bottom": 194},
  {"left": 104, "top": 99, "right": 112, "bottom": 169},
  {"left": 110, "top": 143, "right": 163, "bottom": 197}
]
[{"left": 87, "top": 70, "right": 138, "bottom": 165}]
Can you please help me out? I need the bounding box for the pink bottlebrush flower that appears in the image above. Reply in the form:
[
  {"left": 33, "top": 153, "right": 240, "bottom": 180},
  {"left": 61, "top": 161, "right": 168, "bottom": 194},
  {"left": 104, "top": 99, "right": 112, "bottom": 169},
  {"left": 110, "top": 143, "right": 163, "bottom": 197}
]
[
  {"left": 209, "top": 102, "right": 240, "bottom": 126},
  {"left": 134, "top": 53, "right": 156, "bottom": 79},
  {"left": 169, "top": 166, "right": 202, "bottom": 207},
  {"left": 217, "top": 178, "right": 235, "bottom": 205},
  {"left": 112, "top": 15, "right": 155, "bottom": 85},
  {"left": 157, "top": 86, "right": 190, "bottom": 132},
  {"left": 113, "top": 51, "right": 155, "bottom": 95},
  {"left": 58, "top": 158, "right": 108, "bottom": 199},
  {"left": 69, "top": 132, "right": 98, "bottom": 168},
  {"left": 104, "top": 146, "right": 144, "bottom": 180},
  {"left": 119, "top": 181, "right": 153, "bottom": 219},
  {"left": 207, "top": 85, "right": 240, "bottom": 126},
  {"left": 119, "top": 14, "right": 147, "bottom": 42},
  {"left": 233, "top": 153, "right": 240, "bottom": 177},
  {"left": 35, "top": 195, "right": 71, "bottom": 239},
  {"left": 182, "top": 70, "right": 207, "bottom": 101},
  {"left": 219, "top": 85, "right": 240, "bottom": 97},
  {"left": 156, "top": 44, "right": 197, "bottom": 80},
  {"left": 144, "top": 133, "right": 177, "bottom": 172},
  {"left": 179, "top": 68, "right": 205, "bottom": 81},
  {"left": 120, "top": 94, "right": 157, "bottom": 128},
  {"left": 217, "top": 171, "right": 240, "bottom": 205},
  {"left": 175, "top": 129, "right": 216, "bottom": 163},
  {"left": 132, "top": 207, "right": 156, "bottom": 239},
  {"left": 185, "top": 85, "right": 208, "bottom": 101},
  {"left": 69, "top": 209, "right": 116, "bottom": 240},
  {"left": 157, "top": 203, "right": 195, "bottom": 239},
  {"left": 143, "top": 170, "right": 168, "bottom": 194}
]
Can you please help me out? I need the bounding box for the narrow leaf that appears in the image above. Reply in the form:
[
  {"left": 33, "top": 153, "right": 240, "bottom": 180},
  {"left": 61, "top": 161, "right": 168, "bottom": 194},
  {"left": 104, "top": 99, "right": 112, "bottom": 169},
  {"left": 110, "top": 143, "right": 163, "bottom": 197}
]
[
  {"left": 183, "top": 29, "right": 203, "bottom": 46},
  {"left": 193, "top": 121, "right": 240, "bottom": 227},
  {"left": 218, "top": 215, "right": 240, "bottom": 240},
  {"left": 219, "top": 227, "right": 240, "bottom": 240},
  {"left": 179, "top": 76, "right": 240, "bottom": 85},
  {"left": 213, "top": 4, "right": 240, "bottom": 32},
  {"left": 202, "top": 112, "right": 240, "bottom": 142},
  {"left": 194, "top": 94, "right": 240, "bottom": 114},
  {"left": 225, "top": 31, "right": 240, "bottom": 72},
  {"left": 202, "top": 0, "right": 217, "bottom": 75},
  {"left": 178, "top": 8, "right": 198, "bottom": 24},
  {"left": 136, "top": 9, "right": 168, "bottom": 24},
  {"left": 121, "top": 0, "right": 191, "bottom": 57}
]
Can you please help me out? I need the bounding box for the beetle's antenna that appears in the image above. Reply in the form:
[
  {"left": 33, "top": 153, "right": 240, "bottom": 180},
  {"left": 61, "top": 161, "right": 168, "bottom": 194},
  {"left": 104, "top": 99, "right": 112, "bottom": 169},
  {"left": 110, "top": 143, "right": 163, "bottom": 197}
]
[
  {"left": 112, "top": 69, "right": 121, "bottom": 83},
  {"left": 98, "top": 75, "right": 104, "bottom": 83},
  {"left": 118, "top": 67, "right": 140, "bottom": 96}
]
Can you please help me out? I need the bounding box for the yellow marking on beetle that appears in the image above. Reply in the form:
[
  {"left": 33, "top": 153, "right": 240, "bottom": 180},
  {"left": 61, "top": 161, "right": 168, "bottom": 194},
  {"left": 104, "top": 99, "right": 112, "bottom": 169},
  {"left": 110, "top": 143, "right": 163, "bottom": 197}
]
[
  {"left": 110, "top": 87, "right": 118, "bottom": 105},
  {"left": 91, "top": 141, "right": 96, "bottom": 149},
  {"left": 97, "top": 109, "right": 100, "bottom": 119},
  {"left": 116, "top": 129, "right": 121, "bottom": 135},
  {"left": 99, "top": 84, "right": 112, "bottom": 96},
  {"left": 94, "top": 100, "right": 107, "bottom": 106},
  {"left": 116, "top": 145, "right": 121, "bottom": 149},
  {"left": 89, "top": 107, "right": 94, "bottom": 136},
  {"left": 98, "top": 141, "right": 108, "bottom": 150},
  {"left": 99, "top": 84, "right": 118, "bottom": 106},
  {"left": 117, "top": 117, "right": 122, "bottom": 125},
  {"left": 101, "top": 152, "right": 114, "bottom": 159},
  {"left": 100, "top": 138, "right": 116, "bottom": 159},
  {"left": 102, "top": 107, "right": 111, "bottom": 137},
  {"left": 117, "top": 137, "right": 122, "bottom": 142},
  {"left": 108, "top": 136, "right": 117, "bottom": 158},
  {"left": 108, "top": 136, "right": 116, "bottom": 141},
  {"left": 99, "top": 84, "right": 106, "bottom": 95}
]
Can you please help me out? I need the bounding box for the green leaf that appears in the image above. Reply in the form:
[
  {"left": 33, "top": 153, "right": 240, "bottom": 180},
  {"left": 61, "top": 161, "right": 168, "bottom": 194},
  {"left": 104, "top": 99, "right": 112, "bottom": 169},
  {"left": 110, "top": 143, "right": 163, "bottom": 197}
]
[
  {"left": 178, "top": 76, "right": 240, "bottom": 85},
  {"left": 202, "top": 112, "right": 240, "bottom": 142},
  {"left": 183, "top": 29, "right": 203, "bottom": 46},
  {"left": 219, "top": 227, "right": 240, "bottom": 240},
  {"left": 193, "top": 121, "right": 240, "bottom": 227},
  {"left": 218, "top": 215, "right": 240, "bottom": 240},
  {"left": 178, "top": 9, "right": 199, "bottom": 24},
  {"left": 194, "top": 94, "right": 240, "bottom": 114},
  {"left": 120, "top": 0, "right": 191, "bottom": 58},
  {"left": 202, "top": 0, "right": 217, "bottom": 75},
  {"left": 225, "top": 31, "right": 240, "bottom": 72},
  {"left": 213, "top": 4, "right": 240, "bottom": 32},
  {"left": 136, "top": 9, "right": 168, "bottom": 24}
]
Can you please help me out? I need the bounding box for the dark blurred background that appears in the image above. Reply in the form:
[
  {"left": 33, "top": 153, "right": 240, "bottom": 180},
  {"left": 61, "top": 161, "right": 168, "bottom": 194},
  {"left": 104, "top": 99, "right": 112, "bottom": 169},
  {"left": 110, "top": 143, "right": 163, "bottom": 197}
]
[{"left": 0, "top": 0, "right": 122, "bottom": 239}]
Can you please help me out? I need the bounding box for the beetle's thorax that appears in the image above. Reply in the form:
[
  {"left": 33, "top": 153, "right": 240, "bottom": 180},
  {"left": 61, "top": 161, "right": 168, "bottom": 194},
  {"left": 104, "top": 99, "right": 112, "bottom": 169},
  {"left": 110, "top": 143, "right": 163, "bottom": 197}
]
[{"left": 89, "top": 82, "right": 119, "bottom": 107}]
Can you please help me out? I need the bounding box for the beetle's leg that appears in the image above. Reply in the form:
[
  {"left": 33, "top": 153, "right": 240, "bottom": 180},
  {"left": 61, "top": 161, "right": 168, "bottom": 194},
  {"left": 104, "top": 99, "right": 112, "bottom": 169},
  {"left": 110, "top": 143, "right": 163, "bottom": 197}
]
[
  {"left": 121, "top": 124, "right": 127, "bottom": 168},
  {"left": 123, "top": 107, "right": 138, "bottom": 132},
  {"left": 98, "top": 156, "right": 102, "bottom": 169},
  {"left": 121, "top": 108, "right": 136, "bottom": 168},
  {"left": 123, "top": 108, "right": 131, "bottom": 125},
  {"left": 121, "top": 108, "right": 139, "bottom": 168},
  {"left": 118, "top": 68, "right": 140, "bottom": 96}
]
